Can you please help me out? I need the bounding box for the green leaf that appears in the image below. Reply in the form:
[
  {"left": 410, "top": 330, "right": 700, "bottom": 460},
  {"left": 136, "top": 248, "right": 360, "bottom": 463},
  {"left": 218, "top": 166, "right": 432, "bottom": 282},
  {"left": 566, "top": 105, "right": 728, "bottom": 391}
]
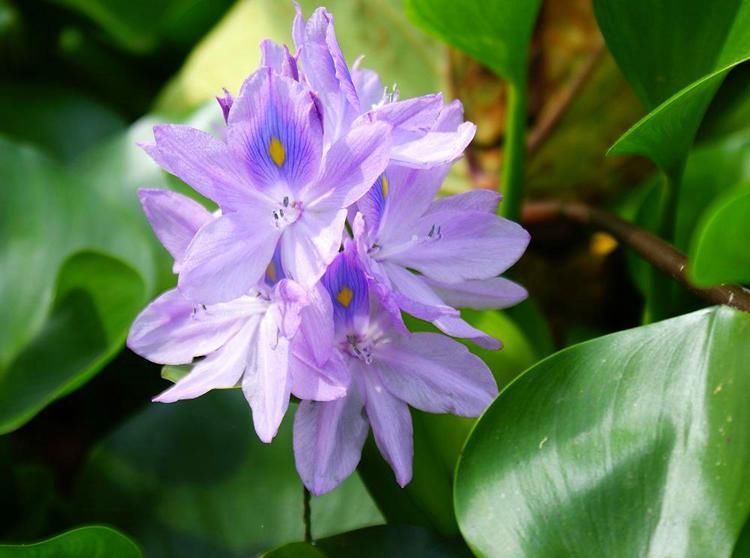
[
  {"left": 689, "top": 184, "right": 750, "bottom": 286},
  {"left": 0, "top": 252, "right": 145, "bottom": 434},
  {"left": 156, "top": 0, "right": 442, "bottom": 113},
  {"left": 0, "top": 105, "right": 218, "bottom": 432},
  {"left": 262, "top": 525, "right": 469, "bottom": 558},
  {"left": 404, "top": 0, "right": 542, "bottom": 85},
  {"left": 0, "top": 526, "right": 142, "bottom": 558},
  {"left": 0, "top": 84, "right": 125, "bottom": 162},
  {"left": 358, "top": 309, "right": 542, "bottom": 536},
  {"left": 455, "top": 305, "right": 750, "bottom": 557},
  {"left": 53, "top": 0, "right": 233, "bottom": 53},
  {"left": 595, "top": 0, "right": 750, "bottom": 171},
  {"left": 74, "top": 390, "right": 383, "bottom": 558}
]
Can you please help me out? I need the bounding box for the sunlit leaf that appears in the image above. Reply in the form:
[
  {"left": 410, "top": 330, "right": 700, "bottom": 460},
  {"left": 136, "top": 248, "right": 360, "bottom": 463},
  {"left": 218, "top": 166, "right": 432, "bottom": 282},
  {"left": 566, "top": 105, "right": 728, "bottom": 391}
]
[
  {"left": 74, "top": 390, "right": 383, "bottom": 558},
  {"left": 0, "top": 526, "right": 142, "bottom": 558},
  {"left": 456, "top": 305, "right": 750, "bottom": 557}
]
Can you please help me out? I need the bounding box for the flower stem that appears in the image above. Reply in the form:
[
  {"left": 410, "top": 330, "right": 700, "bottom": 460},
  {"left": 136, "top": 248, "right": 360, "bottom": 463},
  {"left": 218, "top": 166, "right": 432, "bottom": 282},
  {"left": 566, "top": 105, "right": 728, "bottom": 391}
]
[
  {"left": 499, "top": 79, "right": 528, "bottom": 222},
  {"left": 303, "top": 486, "right": 312, "bottom": 543},
  {"left": 522, "top": 200, "right": 750, "bottom": 313}
]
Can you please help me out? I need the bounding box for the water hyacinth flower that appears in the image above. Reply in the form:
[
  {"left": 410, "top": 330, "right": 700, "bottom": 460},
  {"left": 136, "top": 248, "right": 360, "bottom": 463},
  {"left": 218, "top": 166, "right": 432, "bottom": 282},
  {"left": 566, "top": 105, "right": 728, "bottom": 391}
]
[
  {"left": 143, "top": 67, "right": 393, "bottom": 304},
  {"left": 128, "top": 189, "right": 348, "bottom": 443},
  {"left": 355, "top": 160, "right": 530, "bottom": 349},
  {"left": 294, "top": 245, "right": 498, "bottom": 495},
  {"left": 128, "top": 3, "right": 530, "bottom": 494}
]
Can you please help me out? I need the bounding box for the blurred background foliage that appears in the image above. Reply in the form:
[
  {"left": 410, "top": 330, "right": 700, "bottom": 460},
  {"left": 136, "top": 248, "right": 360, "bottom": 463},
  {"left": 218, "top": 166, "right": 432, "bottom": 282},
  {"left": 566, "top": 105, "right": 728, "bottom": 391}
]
[{"left": 1, "top": 0, "right": 750, "bottom": 556}]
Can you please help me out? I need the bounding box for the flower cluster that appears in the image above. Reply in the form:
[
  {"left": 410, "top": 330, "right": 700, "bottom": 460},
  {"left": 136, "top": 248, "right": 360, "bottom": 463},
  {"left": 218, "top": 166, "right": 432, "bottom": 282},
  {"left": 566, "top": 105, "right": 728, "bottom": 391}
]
[{"left": 128, "top": 6, "right": 530, "bottom": 495}]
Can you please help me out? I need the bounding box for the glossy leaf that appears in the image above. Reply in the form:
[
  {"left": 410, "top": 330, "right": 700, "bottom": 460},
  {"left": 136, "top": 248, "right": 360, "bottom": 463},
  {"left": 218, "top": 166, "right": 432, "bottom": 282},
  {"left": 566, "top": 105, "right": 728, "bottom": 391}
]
[
  {"left": 455, "top": 305, "right": 750, "bottom": 557},
  {"left": 262, "top": 525, "right": 469, "bottom": 558},
  {"left": 595, "top": 0, "right": 750, "bottom": 171},
  {"left": 689, "top": 185, "right": 750, "bottom": 286},
  {"left": 358, "top": 309, "right": 541, "bottom": 536},
  {"left": 74, "top": 390, "right": 383, "bottom": 558},
  {"left": 157, "top": 0, "right": 442, "bottom": 112},
  {"left": 0, "top": 526, "right": 142, "bottom": 558},
  {"left": 404, "top": 0, "right": 543, "bottom": 84}
]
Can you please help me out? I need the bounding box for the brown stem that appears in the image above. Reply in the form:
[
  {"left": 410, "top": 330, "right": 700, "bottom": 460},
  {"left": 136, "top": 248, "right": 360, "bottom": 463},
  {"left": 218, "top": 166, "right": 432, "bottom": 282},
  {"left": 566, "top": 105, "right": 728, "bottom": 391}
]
[
  {"left": 526, "top": 42, "right": 606, "bottom": 156},
  {"left": 523, "top": 200, "right": 750, "bottom": 313}
]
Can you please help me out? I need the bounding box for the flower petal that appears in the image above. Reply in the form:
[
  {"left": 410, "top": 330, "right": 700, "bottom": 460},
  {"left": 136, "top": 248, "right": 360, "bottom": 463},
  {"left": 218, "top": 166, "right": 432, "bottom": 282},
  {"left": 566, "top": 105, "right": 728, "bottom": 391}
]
[
  {"left": 298, "top": 283, "right": 336, "bottom": 366},
  {"left": 137, "top": 188, "right": 212, "bottom": 271},
  {"left": 352, "top": 65, "right": 383, "bottom": 111},
  {"left": 153, "top": 318, "right": 258, "bottom": 403},
  {"left": 426, "top": 189, "right": 501, "bottom": 215},
  {"left": 242, "top": 309, "right": 292, "bottom": 443},
  {"left": 298, "top": 7, "right": 359, "bottom": 142},
  {"left": 179, "top": 209, "right": 281, "bottom": 304},
  {"left": 280, "top": 208, "right": 347, "bottom": 289},
  {"left": 381, "top": 261, "right": 456, "bottom": 322},
  {"left": 227, "top": 68, "right": 323, "bottom": 193},
  {"left": 293, "top": 380, "right": 369, "bottom": 495},
  {"left": 143, "top": 125, "right": 254, "bottom": 210},
  {"left": 389, "top": 209, "right": 530, "bottom": 283},
  {"left": 425, "top": 276, "right": 528, "bottom": 310},
  {"left": 362, "top": 94, "right": 443, "bottom": 144},
  {"left": 305, "top": 121, "right": 392, "bottom": 210},
  {"left": 389, "top": 121, "right": 476, "bottom": 168},
  {"left": 127, "top": 289, "right": 253, "bottom": 365},
  {"left": 260, "top": 39, "right": 299, "bottom": 80},
  {"left": 362, "top": 365, "right": 413, "bottom": 487},
  {"left": 375, "top": 332, "right": 498, "bottom": 416},
  {"left": 432, "top": 314, "right": 502, "bottom": 350},
  {"left": 290, "top": 336, "right": 349, "bottom": 401}
]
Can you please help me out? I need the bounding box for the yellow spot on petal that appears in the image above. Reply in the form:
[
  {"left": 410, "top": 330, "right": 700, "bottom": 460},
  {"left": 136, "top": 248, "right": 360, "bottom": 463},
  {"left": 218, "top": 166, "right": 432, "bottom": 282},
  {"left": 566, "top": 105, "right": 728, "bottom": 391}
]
[
  {"left": 266, "top": 261, "right": 277, "bottom": 283},
  {"left": 590, "top": 232, "right": 618, "bottom": 256},
  {"left": 336, "top": 286, "right": 354, "bottom": 308},
  {"left": 381, "top": 174, "right": 389, "bottom": 198},
  {"left": 269, "top": 137, "right": 286, "bottom": 167}
]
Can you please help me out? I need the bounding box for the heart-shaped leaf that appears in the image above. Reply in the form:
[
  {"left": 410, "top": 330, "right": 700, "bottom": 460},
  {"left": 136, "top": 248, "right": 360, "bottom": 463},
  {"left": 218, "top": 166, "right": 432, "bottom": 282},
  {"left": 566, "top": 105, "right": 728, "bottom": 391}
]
[
  {"left": 0, "top": 526, "right": 142, "bottom": 558},
  {"left": 456, "top": 305, "right": 750, "bottom": 557}
]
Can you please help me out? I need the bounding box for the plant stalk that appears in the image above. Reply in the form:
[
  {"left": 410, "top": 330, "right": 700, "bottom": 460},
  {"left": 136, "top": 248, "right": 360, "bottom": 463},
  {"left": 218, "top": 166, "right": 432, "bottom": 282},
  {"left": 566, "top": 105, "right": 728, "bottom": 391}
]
[
  {"left": 499, "top": 80, "right": 528, "bottom": 222},
  {"left": 303, "top": 486, "right": 312, "bottom": 543}
]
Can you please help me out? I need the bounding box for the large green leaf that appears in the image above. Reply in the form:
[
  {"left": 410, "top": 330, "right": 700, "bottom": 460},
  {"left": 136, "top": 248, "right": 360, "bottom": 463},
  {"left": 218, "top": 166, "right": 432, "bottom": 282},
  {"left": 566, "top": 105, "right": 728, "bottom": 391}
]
[
  {"left": 0, "top": 526, "right": 142, "bottom": 558},
  {"left": 689, "top": 185, "right": 750, "bottom": 286},
  {"left": 156, "top": 0, "right": 442, "bottom": 113},
  {"left": 0, "top": 252, "right": 145, "bottom": 434},
  {"left": 358, "top": 309, "right": 542, "bottom": 536},
  {"left": 262, "top": 525, "right": 469, "bottom": 558},
  {"left": 595, "top": 0, "right": 750, "bottom": 172},
  {"left": 74, "top": 390, "right": 383, "bottom": 558},
  {"left": 455, "top": 305, "right": 750, "bottom": 557},
  {"left": 404, "top": 0, "right": 542, "bottom": 85},
  {"left": 0, "top": 104, "right": 219, "bottom": 432}
]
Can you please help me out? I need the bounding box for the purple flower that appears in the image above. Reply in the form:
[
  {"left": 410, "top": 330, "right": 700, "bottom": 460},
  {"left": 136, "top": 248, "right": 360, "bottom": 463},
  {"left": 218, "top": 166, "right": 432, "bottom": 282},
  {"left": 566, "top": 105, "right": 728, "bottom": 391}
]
[
  {"left": 293, "top": 245, "right": 498, "bottom": 495},
  {"left": 352, "top": 107, "right": 529, "bottom": 348},
  {"left": 143, "top": 67, "right": 392, "bottom": 304},
  {"left": 128, "top": 189, "right": 348, "bottom": 442}
]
